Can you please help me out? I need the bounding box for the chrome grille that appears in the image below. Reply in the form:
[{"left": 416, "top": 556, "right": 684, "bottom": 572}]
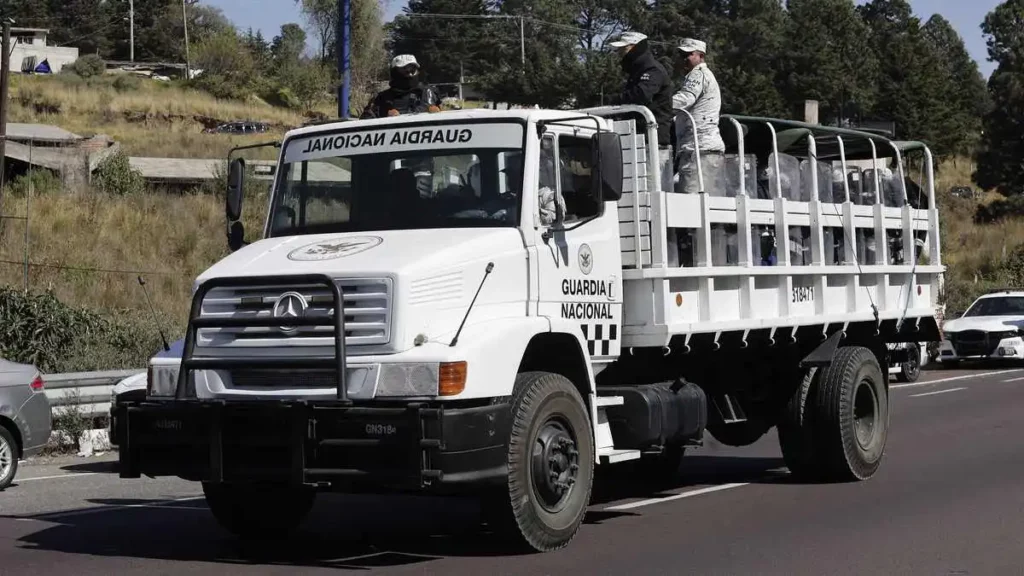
[{"left": 197, "top": 278, "right": 392, "bottom": 347}]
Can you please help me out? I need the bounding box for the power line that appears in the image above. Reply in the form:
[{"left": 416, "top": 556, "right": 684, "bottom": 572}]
[{"left": 0, "top": 259, "right": 183, "bottom": 277}]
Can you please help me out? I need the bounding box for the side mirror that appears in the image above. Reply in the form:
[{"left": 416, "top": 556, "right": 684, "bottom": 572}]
[
  {"left": 591, "top": 132, "right": 623, "bottom": 203},
  {"left": 226, "top": 157, "right": 245, "bottom": 222},
  {"left": 228, "top": 220, "right": 246, "bottom": 252}
]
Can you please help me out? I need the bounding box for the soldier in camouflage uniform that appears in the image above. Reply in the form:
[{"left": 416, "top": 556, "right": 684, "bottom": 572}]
[{"left": 671, "top": 38, "right": 725, "bottom": 194}]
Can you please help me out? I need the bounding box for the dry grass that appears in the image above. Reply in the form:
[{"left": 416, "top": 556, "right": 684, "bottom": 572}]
[
  {"left": 12, "top": 74, "right": 305, "bottom": 126},
  {"left": 9, "top": 74, "right": 309, "bottom": 160},
  {"left": 0, "top": 187, "right": 268, "bottom": 337}
]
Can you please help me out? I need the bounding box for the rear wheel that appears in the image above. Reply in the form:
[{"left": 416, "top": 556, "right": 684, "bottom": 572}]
[
  {"left": 484, "top": 371, "right": 594, "bottom": 552},
  {"left": 203, "top": 482, "right": 316, "bottom": 540},
  {"left": 896, "top": 343, "right": 921, "bottom": 383},
  {"left": 778, "top": 346, "right": 889, "bottom": 482}
]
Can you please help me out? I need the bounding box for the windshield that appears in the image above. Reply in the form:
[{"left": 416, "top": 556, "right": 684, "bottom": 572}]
[
  {"left": 962, "top": 296, "right": 1024, "bottom": 318},
  {"left": 268, "top": 121, "right": 525, "bottom": 237}
]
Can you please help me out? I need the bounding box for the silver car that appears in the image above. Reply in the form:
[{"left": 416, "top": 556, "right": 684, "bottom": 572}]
[{"left": 0, "top": 359, "right": 52, "bottom": 489}]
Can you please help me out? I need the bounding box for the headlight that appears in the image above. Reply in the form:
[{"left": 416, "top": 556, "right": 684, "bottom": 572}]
[
  {"left": 147, "top": 364, "right": 182, "bottom": 398},
  {"left": 376, "top": 362, "right": 467, "bottom": 397}
]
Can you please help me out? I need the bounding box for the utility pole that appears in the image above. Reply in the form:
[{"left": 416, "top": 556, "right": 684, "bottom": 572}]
[
  {"left": 182, "top": 0, "right": 191, "bottom": 79},
  {"left": 129, "top": 0, "right": 135, "bottom": 62},
  {"left": 0, "top": 19, "right": 11, "bottom": 191},
  {"left": 337, "top": 0, "right": 350, "bottom": 118}
]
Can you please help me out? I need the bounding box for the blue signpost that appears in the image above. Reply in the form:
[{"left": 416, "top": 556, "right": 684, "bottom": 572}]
[{"left": 337, "top": 0, "right": 351, "bottom": 118}]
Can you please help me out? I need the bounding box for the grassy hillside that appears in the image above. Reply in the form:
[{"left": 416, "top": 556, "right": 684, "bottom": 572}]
[{"left": 9, "top": 74, "right": 320, "bottom": 159}]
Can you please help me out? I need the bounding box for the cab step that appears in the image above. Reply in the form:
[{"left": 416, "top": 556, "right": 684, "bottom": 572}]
[
  {"left": 595, "top": 395, "right": 624, "bottom": 407},
  {"left": 598, "top": 447, "right": 641, "bottom": 464}
]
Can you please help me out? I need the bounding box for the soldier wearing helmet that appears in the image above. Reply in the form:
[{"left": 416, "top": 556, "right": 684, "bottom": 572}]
[{"left": 360, "top": 54, "right": 441, "bottom": 119}]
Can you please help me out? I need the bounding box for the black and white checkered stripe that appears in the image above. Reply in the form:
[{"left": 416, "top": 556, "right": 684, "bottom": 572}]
[{"left": 581, "top": 323, "right": 618, "bottom": 357}]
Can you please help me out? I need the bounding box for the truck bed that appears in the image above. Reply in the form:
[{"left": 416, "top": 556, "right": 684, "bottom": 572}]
[{"left": 591, "top": 107, "right": 943, "bottom": 349}]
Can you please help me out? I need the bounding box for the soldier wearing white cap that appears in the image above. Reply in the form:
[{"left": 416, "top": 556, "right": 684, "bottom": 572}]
[
  {"left": 606, "top": 30, "right": 675, "bottom": 192},
  {"left": 360, "top": 54, "right": 441, "bottom": 119},
  {"left": 672, "top": 38, "right": 725, "bottom": 194}
]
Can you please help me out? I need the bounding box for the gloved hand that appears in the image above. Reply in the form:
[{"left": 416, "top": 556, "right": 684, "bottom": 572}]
[
  {"left": 387, "top": 109, "right": 400, "bottom": 116},
  {"left": 428, "top": 105, "right": 441, "bottom": 113}
]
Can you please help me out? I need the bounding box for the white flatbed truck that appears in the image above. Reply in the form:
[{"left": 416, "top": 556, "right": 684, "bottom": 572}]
[{"left": 117, "top": 105, "right": 943, "bottom": 552}]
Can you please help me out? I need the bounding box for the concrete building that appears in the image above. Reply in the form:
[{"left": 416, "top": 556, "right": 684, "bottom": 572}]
[{"left": 10, "top": 28, "right": 79, "bottom": 75}]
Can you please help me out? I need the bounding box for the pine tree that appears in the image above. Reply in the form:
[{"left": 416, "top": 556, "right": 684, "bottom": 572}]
[
  {"left": 973, "top": 0, "right": 1024, "bottom": 196},
  {"left": 716, "top": 0, "right": 789, "bottom": 117},
  {"left": 922, "top": 14, "right": 991, "bottom": 157},
  {"left": 388, "top": 0, "right": 491, "bottom": 90},
  {"left": 782, "top": 0, "right": 878, "bottom": 124},
  {"left": 858, "top": 0, "right": 959, "bottom": 156}
]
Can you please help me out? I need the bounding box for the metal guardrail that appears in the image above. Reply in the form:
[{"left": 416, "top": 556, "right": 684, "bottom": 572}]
[{"left": 43, "top": 369, "right": 144, "bottom": 420}]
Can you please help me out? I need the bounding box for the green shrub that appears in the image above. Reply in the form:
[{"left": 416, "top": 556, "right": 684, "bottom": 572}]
[
  {"left": 4, "top": 169, "right": 62, "bottom": 197},
  {"left": 112, "top": 74, "right": 142, "bottom": 92},
  {"left": 94, "top": 150, "right": 145, "bottom": 196},
  {"left": 0, "top": 286, "right": 161, "bottom": 373},
  {"left": 63, "top": 54, "right": 106, "bottom": 79}
]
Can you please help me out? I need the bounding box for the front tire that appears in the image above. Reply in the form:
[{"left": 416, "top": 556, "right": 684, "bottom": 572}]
[
  {"left": 0, "top": 426, "right": 18, "bottom": 490},
  {"left": 487, "top": 371, "right": 595, "bottom": 553},
  {"left": 202, "top": 482, "right": 316, "bottom": 540}
]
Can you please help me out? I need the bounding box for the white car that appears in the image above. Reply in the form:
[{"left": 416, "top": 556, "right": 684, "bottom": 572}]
[
  {"left": 109, "top": 340, "right": 183, "bottom": 446},
  {"left": 938, "top": 290, "right": 1024, "bottom": 365}
]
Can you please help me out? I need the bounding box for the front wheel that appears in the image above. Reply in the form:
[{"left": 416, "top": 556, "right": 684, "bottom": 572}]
[
  {"left": 487, "top": 371, "right": 595, "bottom": 553},
  {"left": 203, "top": 482, "right": 316, "bottom": 540},
  {"left": 0, "top": 426, "right": 18, "bottom": 490}
]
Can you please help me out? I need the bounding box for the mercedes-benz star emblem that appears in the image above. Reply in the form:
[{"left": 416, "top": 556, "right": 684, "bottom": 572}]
[{"left": 272, "top": 291, "right": 308, "bottom": 334}]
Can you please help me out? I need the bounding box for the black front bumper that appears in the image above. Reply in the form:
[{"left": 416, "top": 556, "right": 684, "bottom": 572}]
[{"left": 117, "top": 399, "right": 511, "bottom": 493}]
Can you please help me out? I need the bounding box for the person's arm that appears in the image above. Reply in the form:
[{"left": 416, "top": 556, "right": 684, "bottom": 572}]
[
  {"left": 672, "top": 69, "right": 704, "bottom": 111},
  {"left": 618, "top": 66, "right": 668, "bottom": 106},
  {"left": 360, "top": 93, "right": 382, "bottom": 119}
]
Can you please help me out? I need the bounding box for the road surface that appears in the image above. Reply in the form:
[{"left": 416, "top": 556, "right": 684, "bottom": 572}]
[{"left": 2, "top": 365, "right": 1023, "bottom": 575}]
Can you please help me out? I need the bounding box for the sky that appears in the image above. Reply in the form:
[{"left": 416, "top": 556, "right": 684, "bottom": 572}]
[{"left": 203, "top": 0, "right": 1002, "bottom": 77}]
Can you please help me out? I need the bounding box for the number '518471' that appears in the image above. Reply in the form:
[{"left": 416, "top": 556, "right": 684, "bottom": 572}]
[{"left": 792, "top": 286, "right": 814, "bottom": 303}]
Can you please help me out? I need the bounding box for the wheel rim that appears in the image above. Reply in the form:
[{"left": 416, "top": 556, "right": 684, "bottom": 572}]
[
  {"left": 0, "top": 437, "right": 12, "bottom": 481},
  {"left": 531, "top": 416, "right": 580, "bottom": 513},
  {"left": 906, "top": 349, "right": 920, "bottom": 379},
  {"left": 853, "top": 378, "right": 879, "bottom": 450}
]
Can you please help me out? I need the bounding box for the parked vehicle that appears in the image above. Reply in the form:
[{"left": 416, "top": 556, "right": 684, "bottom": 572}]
[
  {"left": 938, "top": 289, "right": 1024, "bottom": 365},
  {"left": 115, "top": 105, "right": 942, "bottom": 552},
  {"left": 0, "top": 358, "right": 52, "bottom": 489},
  {"left": 109, "top": 340, "right": 184, "bottom": 447}
]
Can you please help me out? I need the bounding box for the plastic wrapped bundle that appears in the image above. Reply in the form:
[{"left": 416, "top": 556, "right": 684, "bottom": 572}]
[
  {"left": 800, "top": 160, "right": 833, "bottom": 203},
  {"left": 769, "top": 153, "right": 803, "bottom": 201}
]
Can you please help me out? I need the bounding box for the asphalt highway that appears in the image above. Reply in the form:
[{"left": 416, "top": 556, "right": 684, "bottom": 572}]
[{"left": 2, "top": 364, "right": 1024, "bottom": 575}]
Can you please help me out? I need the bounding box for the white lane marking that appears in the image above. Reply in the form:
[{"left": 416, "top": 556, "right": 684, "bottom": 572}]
[
  {"left": 1002, "top": 376, "right": 1024, "bottom": 383},
  {"left": 25, "top": 495, "right": 205, "bottom": 521},
  {"left": 909, "top": 387, "right": 967, "bottom": 398},
  {"left": 604, "top": 482, "right": 750, "bottom": 512},
  {"left": 891, "top": 369, "right": 1022, "bottom": 390},
  {"left": 17, "top": 472, "right": 99, "bottom": 482}
]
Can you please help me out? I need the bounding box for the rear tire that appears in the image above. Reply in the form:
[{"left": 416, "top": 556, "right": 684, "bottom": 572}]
[
  {"left": 896, "top": 343, "right": 921, "bottom": 383},
  {"left": 777, "top": 367, "right": 820, "bottom": 480},
  {"left": 486, "top": 371, "right": 594, "bottom": 553},
  {"left": 203, "top": 482, "right": 316, "bottom": 540},
  {"left": 778, "top": 346, "right": 889, "bottom": 482}
]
